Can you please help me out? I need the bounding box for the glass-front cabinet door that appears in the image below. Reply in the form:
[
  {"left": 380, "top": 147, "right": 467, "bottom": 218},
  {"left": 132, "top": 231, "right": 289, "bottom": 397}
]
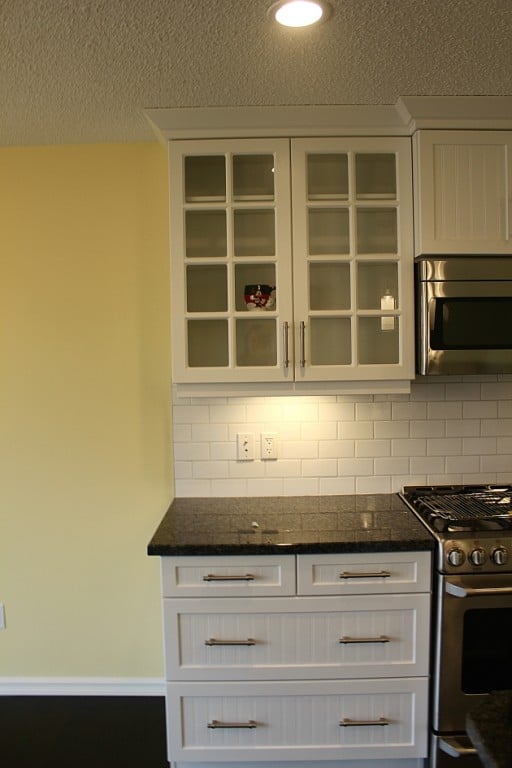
[
  {"left": 169, "top": 139, "right": 293, "bottom": 383},
  {"left": 291, "top": 137, "right": 414, "bottom": 381},
  {"left": 169, "top": 136, "right": 414, "bottom": 387}
]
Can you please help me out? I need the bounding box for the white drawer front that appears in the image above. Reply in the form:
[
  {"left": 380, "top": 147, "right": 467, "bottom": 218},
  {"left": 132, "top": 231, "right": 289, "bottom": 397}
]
[
  {"left": 166, "top": 678, "right": 429, "bottom": 761},
  {"left": 161, "top": 555, "right": 295, "bottom": 597},
  {"left": 164, "top": 594, "right": 430, "bottom": 680},
  {"left": 297, "top": 551, "right": 431, "bottom": 595}
]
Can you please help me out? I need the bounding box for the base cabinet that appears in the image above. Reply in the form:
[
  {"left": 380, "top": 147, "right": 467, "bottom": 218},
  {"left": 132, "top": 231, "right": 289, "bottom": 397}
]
[{"left": 160, "top": 552, "right": 431, "bottom": 768}]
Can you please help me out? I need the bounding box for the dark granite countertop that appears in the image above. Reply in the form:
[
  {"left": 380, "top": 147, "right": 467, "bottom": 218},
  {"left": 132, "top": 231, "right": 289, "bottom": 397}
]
[
  {"left": 467, "top": 691, "right": 512, "bottom": 768},
  {"left": 148, "top": 494, "right": 435, "bottom": 556}
]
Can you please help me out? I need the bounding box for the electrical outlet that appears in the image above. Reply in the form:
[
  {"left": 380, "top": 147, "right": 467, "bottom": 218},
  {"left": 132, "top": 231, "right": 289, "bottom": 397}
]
[
  {"left": 237, "top": 433, "right": 255, "bottom": 461},
  {"left": 261, "top": 432, "right": 278, "bottom": 460}
]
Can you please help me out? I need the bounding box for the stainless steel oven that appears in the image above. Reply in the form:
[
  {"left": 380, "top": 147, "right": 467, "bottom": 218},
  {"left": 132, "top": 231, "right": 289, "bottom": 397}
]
[
  {"left": 416, "top": 256, "right": 512, "bottom": 375},
  {"left": 399, "top": 485, "right": 512, "bottom": 768}
]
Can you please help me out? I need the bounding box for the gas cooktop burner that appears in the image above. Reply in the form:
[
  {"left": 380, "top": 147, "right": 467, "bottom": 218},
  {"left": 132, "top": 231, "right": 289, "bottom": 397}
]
[{"left": 401, "top": 484, "right": 512, "bottom": 533}]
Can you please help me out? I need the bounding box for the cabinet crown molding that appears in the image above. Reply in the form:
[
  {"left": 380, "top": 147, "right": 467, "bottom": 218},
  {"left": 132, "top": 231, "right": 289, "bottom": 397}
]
[{"left": 145, "top": 97, "right": 512, "bottom": 142}]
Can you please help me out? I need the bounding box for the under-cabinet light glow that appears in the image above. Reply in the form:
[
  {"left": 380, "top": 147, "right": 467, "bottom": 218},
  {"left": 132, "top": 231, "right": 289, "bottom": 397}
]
[{"left": 269, "top": 0, "right": 331, "bottom": 28}]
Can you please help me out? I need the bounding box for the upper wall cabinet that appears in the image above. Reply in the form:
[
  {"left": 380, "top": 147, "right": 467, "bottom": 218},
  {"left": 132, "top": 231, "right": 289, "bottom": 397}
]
[
  {"left": 414, "top": 130, "right": 512, "bottom": 255},
  {"left": 169, "top": 136, "right": 414, "bottom": 392}
]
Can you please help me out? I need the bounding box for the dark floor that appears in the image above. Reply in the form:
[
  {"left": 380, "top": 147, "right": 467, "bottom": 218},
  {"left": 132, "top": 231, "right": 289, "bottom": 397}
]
[{"left": 0, "top": 696, "right": 168, "bottom": 768}]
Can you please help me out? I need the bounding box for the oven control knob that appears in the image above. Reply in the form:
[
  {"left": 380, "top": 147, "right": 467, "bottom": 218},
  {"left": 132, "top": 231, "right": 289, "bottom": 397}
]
[
  {"left": 447, "top": 548, "right": 465, "bottom": 567},
  {"left": 492, "top": 546, "right": 508, "bottom": 566},
  {"left": 469, "top": 548, "right": 486, "bottom": 566}
]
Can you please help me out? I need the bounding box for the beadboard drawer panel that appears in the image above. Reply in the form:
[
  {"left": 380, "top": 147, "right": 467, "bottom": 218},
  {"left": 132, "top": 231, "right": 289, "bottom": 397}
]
[
  {"left": 161, "top": 556, "right": 296, "bottom": 597},
  {"left": 166, "top": 678, "right": 429, "bottom": 761},
  {"left": 164, "top": 595, "right": 430, "bottom": 680},
  {"left": 297, "top": 551, "right": 431, "bottom": 595}
]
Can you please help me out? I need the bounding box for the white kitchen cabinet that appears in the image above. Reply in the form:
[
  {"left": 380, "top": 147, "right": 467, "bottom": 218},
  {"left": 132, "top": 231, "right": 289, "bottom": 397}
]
[
  {"left": 160, "top": 551, "right": 430, "bottom": 768},
  {"left": 169, "top": 136, "right": 414, "bottom": 392},
  {"left": 413, "top": 130, "right": 512, "bottom": 255}
]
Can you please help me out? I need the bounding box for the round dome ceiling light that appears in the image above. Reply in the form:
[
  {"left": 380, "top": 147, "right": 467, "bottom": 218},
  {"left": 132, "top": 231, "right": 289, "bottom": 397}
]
[{"left": 269, "top": 0, "right": 332, "bottom": 28}]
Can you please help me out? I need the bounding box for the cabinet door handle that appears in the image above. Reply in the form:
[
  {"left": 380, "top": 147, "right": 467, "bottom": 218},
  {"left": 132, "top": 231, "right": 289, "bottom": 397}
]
[
  {"left": 205, "top": 638, "right": 256, "bottom": 646},
  {"left": 202, "top": 573, "right": 255, "bottom": 582},
  {"left": 208, "top": 719, "right": 258, "bottom": 729},
  {"left": 283, "top": 321, "right": 290, "bottom": 369},
  {"left": 340, "top": 717, "right": 390, "bottom": 727},
  {"left": 299, "top": 321, "right": 306, "bottom": 367},
  {"left": 339, "top": 635, "right": 390, "bottom": 644},
  {"left": 339, "top": 570, "right": 391, "bottom": 579}
]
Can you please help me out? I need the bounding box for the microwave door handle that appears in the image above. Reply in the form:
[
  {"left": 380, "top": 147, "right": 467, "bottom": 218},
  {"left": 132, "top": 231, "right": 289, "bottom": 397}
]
[
  {"left": 439, "top": 736, "right": 477, "bottom": 758},
  {"left": 446, "top": 581, "right": 512, "bottom": 598}
]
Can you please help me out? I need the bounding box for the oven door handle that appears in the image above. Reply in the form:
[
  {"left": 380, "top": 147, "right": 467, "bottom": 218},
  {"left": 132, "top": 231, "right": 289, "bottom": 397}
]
[
  {"left": 446, "top": 581, "right": 512, "bottom": 598},
  {"left": 439, "top": 736, "right": 477, "bottom": 758}
]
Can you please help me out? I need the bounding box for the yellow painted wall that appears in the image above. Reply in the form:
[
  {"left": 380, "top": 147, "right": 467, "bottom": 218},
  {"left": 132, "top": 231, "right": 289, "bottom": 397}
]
[{"left": 0, "top": 143, "right": 172, "bottom": 676}]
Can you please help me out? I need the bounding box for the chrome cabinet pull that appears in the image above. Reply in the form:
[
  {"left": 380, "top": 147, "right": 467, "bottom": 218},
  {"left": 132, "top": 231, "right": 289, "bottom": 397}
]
[
  {"left": 283, "top": 321, "right": 290, "bottom": 369},
  {"left": 208, "top": 719, "right": 257, "bottom": 729},
  {"left": 205, "top": 638, "right": 256, "bottom": 646},
  {"left": 339, "top": 635, "right": 390, "bottom": 644},
  {"left": 339, "top": 570, "right": 391, "bottom": 579},
  {"left": 340, "top": 717, "right": 390, "bottom": 727},
  {"left": 299, "top": 321, "right": 306, "bottom": 367},
  {"left": 203, "top": 573, "right": 255, "bottom": 582}
]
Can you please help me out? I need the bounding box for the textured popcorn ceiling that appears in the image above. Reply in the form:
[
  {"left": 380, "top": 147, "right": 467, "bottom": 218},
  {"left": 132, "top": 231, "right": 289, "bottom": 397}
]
[{"left": 1, "top": 0, "right": 511, "bottom": 146}]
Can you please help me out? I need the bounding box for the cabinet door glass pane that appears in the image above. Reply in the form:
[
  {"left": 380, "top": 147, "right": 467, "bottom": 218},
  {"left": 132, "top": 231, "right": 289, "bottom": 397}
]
[
  {"left": 236, "top": 319, "right": 277, "bottom": 366},
  {"left": 355, "top": 154, "right": 396, "bottom": 199},
  {"left": 356, "top": 208, "right": 397, "bottom": 254},
  {"left": 310, "top": 318, "right": 351, "bottom": 365},
  {"left": 310, "top": 263, "right": 351, "bottom": 310},
  {"left": 358, "top": 317, "right": 399, "bottom": 364},
  {"left": 185, "top": 156, "right": 226, "bottom": 202},
  {"left": 234, "top": 210, "right": 275, "bottom": 257},
  {"left": 235, "top": 264, "right": 276, "bottom": 312},
  {"left": 187, "top": 319, "right": 228, "bottom": 367},
  {"left": 357, "top": 262, "right": 398, "bottom": 310},
  {"left": 233, "top": 155, "right": 275, "bottom": 200},
  {"left": 309, "top": 209, "right": 350, "bottom": 255},
  {"left": 186, "top": 211, "right": 227, "bottom": 258},
  {"left": 307, "top": 154, "right": 348, "bottom": 199},
  {"left": 186, "top": 265, "right": 227, "bottom": 312}
]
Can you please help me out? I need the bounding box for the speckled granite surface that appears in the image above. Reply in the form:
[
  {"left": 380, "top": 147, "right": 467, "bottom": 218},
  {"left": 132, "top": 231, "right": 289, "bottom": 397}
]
[
  {"left": 467, "top": 691, "right": 512, "bottom": 768},
  {"left": 147, "top": 494, "right": 435, "bottom": 556}
]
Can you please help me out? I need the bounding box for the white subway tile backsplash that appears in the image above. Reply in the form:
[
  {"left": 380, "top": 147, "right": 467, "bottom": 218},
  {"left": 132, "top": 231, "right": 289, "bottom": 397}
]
[
  {"left": 445, "top": 455, "right": 480, "bottom": 474},
  {"left": 410, "top": 420, "right": 445, "bottom": 438},
  {"left": 338, "top": 421, "right": 373, "bottom": 439},
  {"left": 171, "top": 377, "right": 512, "bottom": 496},
  {"left": 445, "top": 419, "right": 480, "bottom": 437},
  {"left": 391, "top": 438, "right": 427, "bottom": 457},
  {"left": 355, "top": 439, "right": 391, "bottom": 458},
  {"left": 427, "top": 401, "right": 463, "bottom": 420},
  {"left": 391, "top": 401, "right": 427, "bottom": 420},
  {"left": 374, "top": 420, "right": 409, "bottom": 438},
  {"left": 427, "top": 438, "right": 462, "bottom": 456},
  {"left": 302, "top": 458, "right": 338, "bottom": 477},
  {"left": 463, "top": 437, "right": 497, "bottom": 455}
]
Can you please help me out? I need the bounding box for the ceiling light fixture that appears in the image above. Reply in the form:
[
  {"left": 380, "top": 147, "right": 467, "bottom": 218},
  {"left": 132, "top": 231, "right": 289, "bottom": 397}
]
[{"left": 269, "top": 0, "right": 331, "bottom": 28}]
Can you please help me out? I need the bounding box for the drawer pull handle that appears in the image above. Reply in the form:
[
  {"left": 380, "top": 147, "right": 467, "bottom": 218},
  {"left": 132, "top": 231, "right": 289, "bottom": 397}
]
[
  {"left": 205, "top": 638, "right": 256, "bottom": 646},
  {"left": 340, "top": 717, "right": 390, "bottom": 727},
  {"left": 339, "top": 635, "right": 390, "bottom": 644},
  {"left": 208, "top": 719, "right": 258, "bottom": 729},
  {"left": 203, "top": 574, "right": 255, "bottom": 582},
  {"left": 339, "top": 570, "right": 391, "bottom": 580}
]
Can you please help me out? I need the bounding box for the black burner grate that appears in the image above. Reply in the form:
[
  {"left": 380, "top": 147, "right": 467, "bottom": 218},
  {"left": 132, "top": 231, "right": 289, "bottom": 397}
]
[{"left": 417, "top": 490, "right": 512, "bottom": 521}]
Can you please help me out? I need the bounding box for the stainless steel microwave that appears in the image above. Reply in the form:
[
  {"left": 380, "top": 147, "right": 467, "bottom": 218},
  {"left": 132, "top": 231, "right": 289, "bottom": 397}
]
[{"left": 416, "top": 256, "right": 512, "bottom": 375}]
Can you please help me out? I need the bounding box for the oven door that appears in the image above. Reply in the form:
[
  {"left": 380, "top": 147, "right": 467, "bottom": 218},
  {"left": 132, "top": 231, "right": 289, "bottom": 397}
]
[
  {"left": 417, "top": 277, "right": 512, "bottom": 375},
  {"left": 433, "top": 572, "right": 512, "bottom": 731}
]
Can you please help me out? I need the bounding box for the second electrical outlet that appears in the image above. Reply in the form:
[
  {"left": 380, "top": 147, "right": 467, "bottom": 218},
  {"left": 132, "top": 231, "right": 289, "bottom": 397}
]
[{"left": 261, "top": 433, "right": 278, "bottom": 460}]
